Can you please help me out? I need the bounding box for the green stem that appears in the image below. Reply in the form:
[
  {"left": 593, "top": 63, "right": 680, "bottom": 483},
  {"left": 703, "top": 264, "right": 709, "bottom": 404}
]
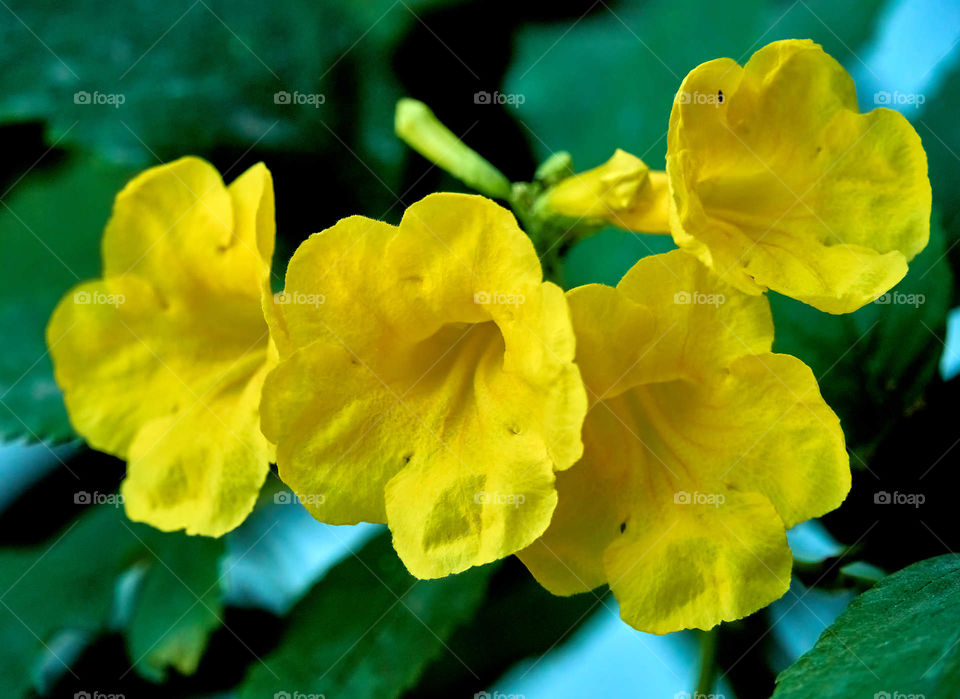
[
  {"left": 394, "top": 98, "right": 512, "bottom": 200},
  {"left": 393, "top": 98, "right": 600, "bottom": 288},
  {"left": 695, "top": 628, "right": 718, "bottom": 697}
]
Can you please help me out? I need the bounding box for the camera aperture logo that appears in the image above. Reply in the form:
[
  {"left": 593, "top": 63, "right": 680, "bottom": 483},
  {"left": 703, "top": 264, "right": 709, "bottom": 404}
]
[
  {"left": 473, "top": 291, "right": 525, "bottom": 307},
  {"left": 873, "top": 91, "right": 925, "bottom": 108},
  {"left": 74, "top": 491, "right": 124, "bottom": 507},
  {"left": 274, "top": 491, "right": 326, "bottom": 506},
  {"left": 475, "top": 491, "right": 526, "bottom": 508},
  {"left": 674, "top": 290, "right": 725, "bottom": 307},
  {"left": 274, "top": 90, "right": 326, "bottom": 108},
  {"left": 674, "top": 490, "right": 725, "bottom": 507},
  {"left": 474, "top": 91, "right": 525, "bottom": 107},
  {"left": 274, "top": 291, "right": 325, "bottom": 307},
  {"left": 873, "top": 291, "right": 925, "bottom": 307},
  {"left": 74, "top": 91, "right": 125, "bottom": 108},
  {"left": 74, "top": 290, "right": 125, "bottom": 307},
  {"left": 675, "top": 90, "right": 725, "bottom": 107},
  {"left": 874, "top": 491, "right": 925, "bottom": 508}
]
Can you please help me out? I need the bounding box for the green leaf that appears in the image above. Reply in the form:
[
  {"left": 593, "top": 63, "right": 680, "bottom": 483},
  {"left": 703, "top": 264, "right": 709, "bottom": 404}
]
[
  {"left": 915, "top": 60, "right": 960, "bottom": 232},
  {"left": 773, "top": 554, "right": 960, "bottom": 698},
  {"left": 770, "top": 218, "right": 953, "bottom": 448},
  {"left": 0, "top": 504, "right": 226, "bottom": 695},
  {"left": 0, "top": 156, "right": 136, "bottom": 443},
  {"left": 123, "top": 529, "right": 225, "bottom": 682},
  {"left": 239, "top": 533, "right": 493, "bottom": 699},
  {"left": 563, "top": 228, "right": 676, "bottom": 287},
  {"left": 408, "top": 559, "right": 605, "bottom": 696},
  {"left": 0, "top": 505, "right": 140, "bottom": 696},
  {"left": 0, "top": 0, "right": 454, "bottom": 169},
  {"left": 504, "top": 0, "right": 885, "bottom": 170}
]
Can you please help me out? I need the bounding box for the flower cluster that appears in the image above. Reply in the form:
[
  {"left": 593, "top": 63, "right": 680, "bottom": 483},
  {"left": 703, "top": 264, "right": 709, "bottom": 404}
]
[
  {"left": 544, "top": 39, "right": 929, "bottom": 314},
  {"left": 48, "top": 40, "right": 929, "bottom": 634}
]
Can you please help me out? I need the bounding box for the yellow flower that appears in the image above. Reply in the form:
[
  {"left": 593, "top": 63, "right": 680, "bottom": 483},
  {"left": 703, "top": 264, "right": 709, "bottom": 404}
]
[
  {"left": 542, "top": 40, "right": 930, "bottom": 314},
  {"left": 539, "top": 149, "right": 670, "bottom": 233},
  {"left": 260, "top": 193, "right": 587, "bottom": 578},
  {"left": 47, "top": 157, "right": 277, "bottom": 537},
  {"left": 518, "top": 250, "right": 850, "bottom": 634},
  {"left": 667, "top": 39, "right": 930, "bottom": 313}
]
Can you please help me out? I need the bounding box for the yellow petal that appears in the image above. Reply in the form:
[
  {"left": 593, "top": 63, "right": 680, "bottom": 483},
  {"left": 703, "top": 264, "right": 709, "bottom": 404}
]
[
  {"left": 605, "top": 488, "right": 791, "bottom": 634},
  {"left": 563, "top": 283, "right": 656, "bottom": 403},
  {"left": 667, "top": 39, "right": 931, "bottom": 313},
  {"left": 47, "top": 157, "right": 276, "bottom": 536},
  {"left": 262, "top": 193, "right": 587, "bottom": 577},
  {"left": 384, "top": 428, "right": 559, "bottom": 579},
  {"left": 122, "top": 359, "right": 274, "bottom": 537},
  {"left": 616, "top": 249, "right": 773, "bottom": 384},
  {"left": 259, "top": 339, "right": 418, "bottom": 526},
  {"left": 542, "top": 149, "right": 671, "bottom": 233},
  {"left": 518, "top": 393, "right": 645, "bottom": 595},
  {"left": 520, "top": 251, "right": 849, "bottom": 632}
]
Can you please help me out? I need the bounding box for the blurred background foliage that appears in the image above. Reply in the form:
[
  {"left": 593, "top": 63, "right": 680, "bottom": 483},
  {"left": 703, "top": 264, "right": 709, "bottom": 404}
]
[{"left": 2, "top": 0, "right": 960, "bottom": 697}]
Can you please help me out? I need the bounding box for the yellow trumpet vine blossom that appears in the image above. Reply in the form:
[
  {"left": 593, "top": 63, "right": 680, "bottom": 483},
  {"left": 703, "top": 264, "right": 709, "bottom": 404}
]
[
  {"left": 538, "top": 149, "right": 671, "bottom": 233},
  {"left": 542, "top": 39, "right": 930, "bottom": 315},
  {"left": 518, "top": 250, "right": 851, "bottom": 634},
  {"left": 47, "top": 157, "right": 277, "bottom": 537},
  {"left": 260, "top": 192, "right": 587, "bottom": 579}
]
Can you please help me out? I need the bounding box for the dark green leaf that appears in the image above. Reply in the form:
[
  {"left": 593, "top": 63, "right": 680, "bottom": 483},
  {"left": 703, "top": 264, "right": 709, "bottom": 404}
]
[
  {"left": 773, "top": 554, "right": 960, "bottom": 698},
  {"left": 0, "top": 157, "right": 135, "bottom": 443},
  {"left": 0, "top": 506, "right": 140, "bottom": 696},
  {"left": 407, "top": 558, "right": 605, "bottom": 696},
  {"left": 563, "top": 228, "right": 676, "bottom": 287},
  {"left": 915, "top": 60, "right": 960, "bottom": 233},
  {"left": 124, "top": 529, "right": 225, "bottom": 682},
  {"left": 0, "top": 0, "right": 453, "bottom": 170},
  {"left": 0, "top": 504, "right": 226, "bottom": 695},
  {"left": 771, "top": 218, "right": 953, "bottom": 448},
  {"left": 239, "top": 533, "right": 493, "bottom": 699},
  {"left": 504, "top": 0, "right": 886, "bottom": 170}
]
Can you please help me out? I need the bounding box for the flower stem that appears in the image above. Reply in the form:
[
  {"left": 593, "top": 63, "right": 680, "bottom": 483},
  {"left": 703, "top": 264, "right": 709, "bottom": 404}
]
[{"left": 695, "top": 628, "right": 719, "bottom": 697}]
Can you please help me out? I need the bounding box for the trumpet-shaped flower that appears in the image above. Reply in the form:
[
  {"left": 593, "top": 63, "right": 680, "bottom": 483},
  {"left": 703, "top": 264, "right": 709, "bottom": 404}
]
[
  {"left": 667, "top": 39, "right": 930, "bottom": 313},
  {"left": 518, "top": 250, "right": 850, "bottom": 634},
  {"left": 260, "top": 193, "right": 587, "bottom": 579},
  {"left": 47, "top": 157, "right": 277, "bottom": 537},
  {"left": 540, "top": 149, "right": 671, "bottom": 233}
]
